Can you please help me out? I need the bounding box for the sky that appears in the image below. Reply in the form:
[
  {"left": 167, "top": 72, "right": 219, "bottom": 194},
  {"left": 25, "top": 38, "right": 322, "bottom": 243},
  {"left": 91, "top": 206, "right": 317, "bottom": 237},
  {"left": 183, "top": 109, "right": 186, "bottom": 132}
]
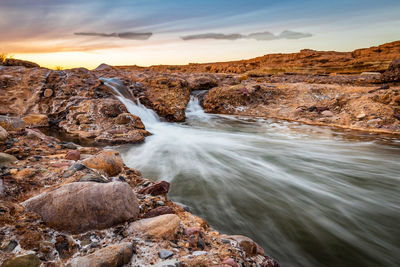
[{"left": 1, "top": 0, "right": 400, "bottom": 69}]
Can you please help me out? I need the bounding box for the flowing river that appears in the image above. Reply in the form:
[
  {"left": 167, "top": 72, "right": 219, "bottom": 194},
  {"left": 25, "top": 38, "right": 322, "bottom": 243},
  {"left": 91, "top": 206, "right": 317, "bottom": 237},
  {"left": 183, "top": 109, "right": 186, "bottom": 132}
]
[{"left": 104, "top": 79, "right": 400, "bottom": 267}]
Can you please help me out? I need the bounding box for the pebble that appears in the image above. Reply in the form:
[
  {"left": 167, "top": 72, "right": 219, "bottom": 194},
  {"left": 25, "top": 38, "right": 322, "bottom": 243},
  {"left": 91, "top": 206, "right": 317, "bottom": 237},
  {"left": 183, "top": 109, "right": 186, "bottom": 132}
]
[
  {"left": 192, "top": 251, "right": 207, "bottom": 256},
  {"left": 158, "top": 249, "right": 174, "bottom": 259}
]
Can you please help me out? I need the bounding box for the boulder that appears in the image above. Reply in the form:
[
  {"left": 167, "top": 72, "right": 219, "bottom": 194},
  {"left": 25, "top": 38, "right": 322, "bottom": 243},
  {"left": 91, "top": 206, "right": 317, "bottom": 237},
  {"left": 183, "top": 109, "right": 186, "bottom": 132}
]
[
  {"left": 67, "top": 242, "right": 134, "bottom": 267},
  {"left": 0, "top": 152, "right": 18, "bottom": 167},
  {"left": 22, "top": 182, "right": 139, "bottom": 233},
  {"left": 65, "top": 150, "right": 80, "bottom": 161},
  {"left": 1, "top": 254, "right": 41, "bottom": 267},
  {"left": 81, "top": 150, "right": 124, "bottom": 176},
  {"left": 127, "top": 214, "right": 180, "bottom": 239},
  {"left": 143, "top": 206, "right": 175, "bottom": 219},
  {"left": 22, "top": 114, "right": 49, "bottom": 127},
  {"left": 229, "top": 235, "right": 264, "bottom": 256},
  {"left": 0, "top": 125, "right": 8, "bottom": 141},
  {"left": 0, "top": 116, "right": 25, "bottom": 131}
]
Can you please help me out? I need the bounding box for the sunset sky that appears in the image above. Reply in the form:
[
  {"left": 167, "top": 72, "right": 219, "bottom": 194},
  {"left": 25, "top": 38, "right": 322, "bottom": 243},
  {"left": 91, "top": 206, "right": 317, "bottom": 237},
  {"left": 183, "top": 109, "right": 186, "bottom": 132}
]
[{"left": 1, "top": 0, "right": 400, "bottom": 69}]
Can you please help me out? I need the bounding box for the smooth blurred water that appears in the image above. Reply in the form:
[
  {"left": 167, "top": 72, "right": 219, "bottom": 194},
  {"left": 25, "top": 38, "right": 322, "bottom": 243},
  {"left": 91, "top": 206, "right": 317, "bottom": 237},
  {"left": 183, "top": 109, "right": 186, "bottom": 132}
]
[{"left": 106, "top": 79, "right": 400, "bottom": 267}]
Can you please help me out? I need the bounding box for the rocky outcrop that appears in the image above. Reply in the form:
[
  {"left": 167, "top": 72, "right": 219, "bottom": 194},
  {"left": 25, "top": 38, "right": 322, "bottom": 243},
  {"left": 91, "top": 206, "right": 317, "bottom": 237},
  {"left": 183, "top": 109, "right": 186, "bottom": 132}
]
[
  {"left": 1, "top": 58, "right": 40, "bottom": 68},
  {"left": 204, "top": 80, "right": 400, "bottom": 134},
  {"left": 119, "top": 40, "right": 400, "bottom": 75},
  {"left": 382, "top": 59, "right": 400, "bottom": 82},
  {"left": 0, "top": 67, "right": 149, "bottom": 144},
  {"left": 22, "top": 182, "right": 139, "bottom": 233},
  {"left": 67, "top": 242, "right": 134, "bottom": 267},
  {"left": 137, "top": 75, "right": 190, "bottom": 122}
]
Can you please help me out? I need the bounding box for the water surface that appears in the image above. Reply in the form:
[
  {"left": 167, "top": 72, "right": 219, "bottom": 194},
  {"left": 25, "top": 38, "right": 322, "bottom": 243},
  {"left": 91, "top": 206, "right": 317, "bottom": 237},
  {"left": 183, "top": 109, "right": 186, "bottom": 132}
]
[{"left": 106, "top": 79, "right": 400, "bottom": 267}]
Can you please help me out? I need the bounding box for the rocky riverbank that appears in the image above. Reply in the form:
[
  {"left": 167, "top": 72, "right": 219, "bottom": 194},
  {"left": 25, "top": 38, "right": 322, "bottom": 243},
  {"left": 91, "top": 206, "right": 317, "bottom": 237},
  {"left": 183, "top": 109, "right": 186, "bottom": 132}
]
[{"left": 0, "top": 40, "right": 399, "bottom": 266}]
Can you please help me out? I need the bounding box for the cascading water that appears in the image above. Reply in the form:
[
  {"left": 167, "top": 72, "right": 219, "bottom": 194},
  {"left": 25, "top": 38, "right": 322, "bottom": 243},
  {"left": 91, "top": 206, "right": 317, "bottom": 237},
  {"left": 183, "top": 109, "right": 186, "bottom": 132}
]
[{"left": 105, "top": 79, "right": 400, "bottom": 267}]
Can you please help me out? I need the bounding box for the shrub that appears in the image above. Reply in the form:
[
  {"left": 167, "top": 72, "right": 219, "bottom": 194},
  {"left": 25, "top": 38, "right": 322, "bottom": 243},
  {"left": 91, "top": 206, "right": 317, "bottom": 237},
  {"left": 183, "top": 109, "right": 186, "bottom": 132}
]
[{"left": 55, "top": 66, "right": 63, "bottom": 71}]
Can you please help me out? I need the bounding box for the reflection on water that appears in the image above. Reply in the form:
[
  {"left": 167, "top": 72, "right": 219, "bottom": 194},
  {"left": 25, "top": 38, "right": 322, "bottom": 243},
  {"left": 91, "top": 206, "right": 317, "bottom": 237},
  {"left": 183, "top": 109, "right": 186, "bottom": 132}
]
[{"left": 107, "top": 80, "right": 400, "bottom": 267}]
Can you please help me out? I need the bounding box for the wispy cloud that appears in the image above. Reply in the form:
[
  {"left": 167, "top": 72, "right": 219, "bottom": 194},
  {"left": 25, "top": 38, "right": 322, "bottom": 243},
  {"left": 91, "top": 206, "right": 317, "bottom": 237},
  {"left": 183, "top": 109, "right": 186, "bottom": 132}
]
[
  {"left": 74, "top": 32, "right": 153, "bottom": 40},
  {"left": 181, "top": 30, "right": 312, "bottom": 41}
]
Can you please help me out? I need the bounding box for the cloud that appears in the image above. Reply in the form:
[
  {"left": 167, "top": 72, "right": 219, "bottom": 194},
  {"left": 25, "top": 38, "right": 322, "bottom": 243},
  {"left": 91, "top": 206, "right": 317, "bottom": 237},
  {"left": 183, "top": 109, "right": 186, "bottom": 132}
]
[
  {"left": 181, "top": 30, "right": 312, "bottom": 41},
  {"left": 74, "top": 32, "right": 153, "bottom": 40},
  {"left": 182, "top": 33, "right": 244, "bottom": 41}
]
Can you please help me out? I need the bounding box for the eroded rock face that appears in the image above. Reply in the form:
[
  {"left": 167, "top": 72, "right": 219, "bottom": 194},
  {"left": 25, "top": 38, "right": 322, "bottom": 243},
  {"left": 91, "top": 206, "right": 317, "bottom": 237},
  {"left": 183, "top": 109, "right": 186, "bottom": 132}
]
[
  {"left": 137, "top": 75, "right": 190, "bottom": 122},
  {"left": 382, "top": 59, "right": 400, "bottom": 82},
  {"left": 127, "top": 214, "right": 181, "bottom": 239},
  {"left": 67, "top": 242, "right": 134, "bottom": 267},
  {"left": 0, "top": 67, "right": 148, "bottom": 144},
  {"left": 22, "top": 182, "right": 139, "bottom": 233},
  {"left": 81, "top": 149, "right": 124, "bottom": 176}
]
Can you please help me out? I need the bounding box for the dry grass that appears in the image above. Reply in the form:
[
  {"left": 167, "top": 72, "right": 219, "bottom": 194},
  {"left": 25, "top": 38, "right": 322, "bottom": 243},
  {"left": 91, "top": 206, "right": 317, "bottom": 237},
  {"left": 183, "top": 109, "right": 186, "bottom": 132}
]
[{"left": 55, "top": 66, "right": 63, "bottom": 71}]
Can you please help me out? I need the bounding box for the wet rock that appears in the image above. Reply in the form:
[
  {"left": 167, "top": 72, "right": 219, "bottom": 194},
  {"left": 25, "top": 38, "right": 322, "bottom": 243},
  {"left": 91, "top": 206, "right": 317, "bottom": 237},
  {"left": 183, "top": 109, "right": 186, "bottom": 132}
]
[
  {"left": 0, "top": 116, "right": 25, "bottom": 131},
  {"left": 143, "top": 206, "right": 175, "bottom": 219},
  {"left": 65, "top": 150, "right": 80, "bottom": 161},
  {"left": 0, "top": 125, "right": 8, "bottom": 141},
  {"left": 159, "top": 249, "right": 174, "bottom": 259},
  {"left": 127, "top": 214, "right": 180, "bottom": 239},
  {"left": 0, "top": 152, "right": 18, "bottom": 167},
  {"left": 230, "top": 235, "right": 264, "bottom": 256},
  {"left": 22, "top": 114, "right": 49, "bottom": 127},
  {"left": 1, "top": 240, "right": 18, "bottom": 252},
  {"left": 79, "top": 174, "right": 109, "bottom": 183},
  {"left": 63, "top": 162, "right": 86, "bottom": 177},
  {"left": 115, "top": 113, "right": 145, "bottom": 129},
  {"left": 81, "top": 149, "right": 124, "bottom": 176},
  {"left": 22, "top": 182, "right": 139, "bottom": 233},
  {"left": 67, "top": 242, "right": 134, "bottom": 267},
  {"left": 1, "top": 254, "right": 41, "bottom": 267},
  {"left": 2, "top": 58, "right": 40, "bottom": 68},
  {"left": 382, "top": 59, "right": 400, "bottom": 82},
  {"left": 138, "top": 180, "right": 170, "bottom": 195}
]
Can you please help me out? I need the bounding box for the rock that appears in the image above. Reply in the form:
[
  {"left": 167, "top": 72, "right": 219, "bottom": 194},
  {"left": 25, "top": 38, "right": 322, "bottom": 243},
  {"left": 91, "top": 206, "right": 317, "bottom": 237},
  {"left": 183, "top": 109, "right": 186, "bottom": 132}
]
[
  {"left": 0, "top": 116, "right": 25, "bottom": 131},
  {"left": 15, "top": 168, "right": 36, "bottom": 180},
  {"left": 55, "top": 235, "right": 76, "bottom": 259},
  {"left": 65, "top": 150, "right": 80, "bottom": 161},
  {"left": 382, "top": 59, "right": 400, "bottom": 82},
  {"left": 229, "top": 235, "right": 264, "bottom": 256},
  {"left": 1, "top": 254, "right": 41, "bottom": 267},
  {"left": 356, "top": 113, "right": 366, "bottom": 120},
  {"left": 1, "top": 240, "right": 18, "bottom": 252},
  {"left": 43, "top": 89, "right": 53, "bottom": 97},
  {"left": 187, "top": 75, "right": 218, "bottom": 91},
  {"left": 79, "top": 174, "right": 109, "bottom": 183},
  {"left": 67, "top": 242, "right": 134, "bottom": 267},
  {"left": 81, "top": 149, "right": 124, "bottom": 176},
  {"left": 138, "top": 181, "right": 170, "bottom": 195},
  {"left": 159, "top": 249, "right": 174, "bottom": 259},
  {"left": 22, "top": 114, "right": 49, "bottom": 127},
  {"left": 2, "top": 58, "right": 40, "bottom": 68},
  {"left": 115, "top": 113, "right": 145, "bottom": 129},
  {"left": 22, "top": 182, "right": 139, "bottom": 233},
  {"left": 127, "top": 214, "right": 180, "bottom": 239},
  {"left": 321, "top": 110, "right": 334, "bottom": 117},
  {"left": 60, "top": 142, "right": 77, "bottom": 149},
  {"left": 143, "top": 206, "right": 175, "bottom": 219},
  {"left": 0, "top": 125, "right": 8, "bottom": 141},
  {"left": 0, "top": 152, "right": 18, "bottom": 167},
  {"left": 183, "top": 227, "right": 202, "bottom": 236},
  {"left": 221, "top": 258, "right": 239, "bottom": 267}
]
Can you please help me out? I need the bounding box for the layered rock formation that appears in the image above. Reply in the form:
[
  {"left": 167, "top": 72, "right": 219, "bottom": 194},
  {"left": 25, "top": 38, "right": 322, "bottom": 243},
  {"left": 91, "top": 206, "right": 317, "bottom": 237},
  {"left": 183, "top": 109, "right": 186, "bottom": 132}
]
[{"left": 119, "top": 40, "right": 400, "bottom": 75}]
